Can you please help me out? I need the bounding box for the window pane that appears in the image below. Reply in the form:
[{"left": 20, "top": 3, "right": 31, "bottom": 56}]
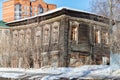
[{"left": 38, "top": 4, "right": 43, "bottom": 14}]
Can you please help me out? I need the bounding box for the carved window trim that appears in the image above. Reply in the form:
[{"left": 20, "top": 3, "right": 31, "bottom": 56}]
[
  {"left": 95, "top": 30, "right": 101, "bottom": 43},
  {"left": 43, "top": 24, "right": 50, "bottom": 45},
  {"left": 52, "top": 22, "right": 60, "bottom": 43},
  {"left": 26, "top": 29, "right": 32, "bottom": 44},
  {"left": 105, "top": 32, "right": 109, "bottom": 44},
  {"left": 94, "top": 26, "right": 101, "bottom": 44},
  {"left": 35, "top": 27, "right": 41, "bottom": 37},
  {"left": 102, "top": 32, "right": 109, "bottom": 44},
  {"left": 35, "top": 27, "right": 41, "bottom": 45},
  {"left": 19, "top": 30, "right": 25, "bottom": 46},
  {"left": 13, "top": 30, "right": 18, "bottom": 46},
  {"left": 70, "top": 21, "right": 79, "bottom": 43}
]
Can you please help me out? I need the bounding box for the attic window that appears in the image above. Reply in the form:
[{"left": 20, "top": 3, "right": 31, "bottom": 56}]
[{"left": 71, "top": 26, "right": 78, "bottom": 43}]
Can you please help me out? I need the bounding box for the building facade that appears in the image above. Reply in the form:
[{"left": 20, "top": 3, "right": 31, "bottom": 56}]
[
  {"left": 2, "top": 0, "right": 56, "bottom": 22},
  {"left": 0, "top": 8, "right": 110, "bottom": 68}
]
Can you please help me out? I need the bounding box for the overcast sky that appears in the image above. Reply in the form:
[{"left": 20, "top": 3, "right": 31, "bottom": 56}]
[{"left": 0, "top": 0, "right": 91, "bottom": 20}]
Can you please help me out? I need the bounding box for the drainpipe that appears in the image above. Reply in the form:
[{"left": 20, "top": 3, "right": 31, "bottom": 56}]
[
  {"left": 108, "top": 0, "right": 113, "bottom": 65},
  {"left": 47, "top": 4, "right": 49, "bottom": 11},
  {"left": 30, "top": 1, "right": 32, "bottom": 17}
]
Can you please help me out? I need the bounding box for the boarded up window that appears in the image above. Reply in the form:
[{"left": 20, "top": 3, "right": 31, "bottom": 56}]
[
  {"left": 71, "top": 26, "right": 78, "bottom": 42},
  {"left": 78, "top": 24, "right": 89, "bottom": 43}
]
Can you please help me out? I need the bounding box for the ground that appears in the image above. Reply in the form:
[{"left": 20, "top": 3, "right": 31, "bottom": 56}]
[{"left": 0, "top": 65, "right": 120, "bottom": 80}]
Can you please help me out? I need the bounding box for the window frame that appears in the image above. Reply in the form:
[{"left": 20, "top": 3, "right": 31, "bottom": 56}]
[
  {"left": 94, "top": 26, "right": 101, "bottom": 44},
  {"left": 52, "top": 22, "right": 60, "bottom": 43},
  {"left": 38, "top": 4, "right": 43, "bottom": 14},
  {"left": 14, "top": 3, "right": 22, "bottom": 20},
  {"left": 70, "top": 21, "right": 79, "bottom": 44}
]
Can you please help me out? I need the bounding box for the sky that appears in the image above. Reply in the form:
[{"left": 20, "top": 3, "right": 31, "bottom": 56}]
[
  {"left": 44, "top": 0, "right": 91, "bottom": 11},
  {"left": 0, "top": 0, "right": 91, "bottom": 20}
]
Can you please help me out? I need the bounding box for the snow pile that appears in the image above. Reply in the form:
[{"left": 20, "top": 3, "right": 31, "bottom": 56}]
[
  {"left": 110, "top": 53, "right": 120, "bottom": 69},
  {"left": 0, "top": 73, "right": 25, "bottom": 79},
  {"left": 40, "top": 65, "right": 111, "bottom": 80},
  {"left": 0, "top": 65, "right": 119, "bottom": 80}
]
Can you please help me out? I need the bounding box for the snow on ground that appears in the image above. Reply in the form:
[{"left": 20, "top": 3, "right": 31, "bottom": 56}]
[{"left": 0, "top": 65, "right": 119, "bottom": 80}]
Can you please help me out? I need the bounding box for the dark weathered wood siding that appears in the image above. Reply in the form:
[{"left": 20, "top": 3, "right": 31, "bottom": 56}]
[{"left": 0, "top": 8, "right": 109, "bottom": 68}]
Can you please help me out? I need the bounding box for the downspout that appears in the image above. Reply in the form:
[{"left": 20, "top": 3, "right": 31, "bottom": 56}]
[
  {"left": 47, "top": 4, "right": 49, "bottom": 11},
  {"left": 30, "top": 1, "right": 32, "bottom": 17}
]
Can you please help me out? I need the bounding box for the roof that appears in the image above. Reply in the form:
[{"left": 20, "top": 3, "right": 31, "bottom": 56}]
[
  {"left": 7, "top": 7, "right": 109, "bottom": 26},
  {"left": 0, "top": 21, "right": 9, "bottom": 28}
]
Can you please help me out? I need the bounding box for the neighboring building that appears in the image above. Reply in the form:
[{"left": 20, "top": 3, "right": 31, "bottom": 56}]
[
  {"left": 0, "top": 7, "right": 110, "bottom": 68},
  {"left": 2, "top": 0, "right": 56, "bottom": 22}
]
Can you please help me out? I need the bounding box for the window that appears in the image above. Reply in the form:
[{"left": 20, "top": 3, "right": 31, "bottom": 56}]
[
  {"left": 43, "top": 25, "right": 50, "bottom": 45},
  {"left": 78, "top": 24, "right": 89, "bottom": 43},
  {"left": 25, "top": 11, "right": 28, "bottom": 15},
  {"left": 52, "top": 26, "right": 59, "bottom": 43},
  {"left": 15, "top": 4, "right": 21, "bottom": 11},
  {"left": 105, "top": 33, "right": 109, "bottom": 44},
  {"left": 44, "top": 28, "right": 49, "bottom": 43},
  {"left": 52, "top": 22, "right": 59, "bottom": 43},
  {"left": 95, "top": 30, "right": 101, "bottom": 43},
  {"left": 13, "top": 30, "right": 18, "bottom": 46},
  {"left": 71, "top": 26, "right": 78, "bottom": 42},
  {"left": 24, "top": 6, "right": 27, "bottom": 10},
  {"left": 14, "top": 3, "right": 21, "bottom": 20},
  {"left": 26, "top": 29, "right": 31, "bottom": 45},
  {"left": 103, "top": 32, "right": 109, "bottom": 44},
  {"left": 38, "top": 4, "right": 43, "bottom": 14},
  {"left": 102, "top": 57, "right": 109, "bottom": 65},
  {"left": 19, "top": 30, "right": 25, "bottom": 46},
  {"left": 35, "top": 27, "right": 41, "bottom": 46}
]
